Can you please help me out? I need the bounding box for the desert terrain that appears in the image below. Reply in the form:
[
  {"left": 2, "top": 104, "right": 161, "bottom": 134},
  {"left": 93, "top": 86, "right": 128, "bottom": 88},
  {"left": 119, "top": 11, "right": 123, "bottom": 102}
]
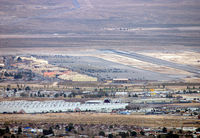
[
  {"left": 0, "top": 113, "right": 199, "bottom": 128},
  {"left": 0, "top": 0, "right": 200, "bottom": 51},
  {"left": 0, "top": 1, "right": 200, "bottom": 137}
]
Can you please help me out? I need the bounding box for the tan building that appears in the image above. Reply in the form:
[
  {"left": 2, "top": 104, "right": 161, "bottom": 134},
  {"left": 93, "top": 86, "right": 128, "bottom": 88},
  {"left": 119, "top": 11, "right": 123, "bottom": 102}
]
[{"left": 113, "top": 78, "right": 129, "bottom": 83}]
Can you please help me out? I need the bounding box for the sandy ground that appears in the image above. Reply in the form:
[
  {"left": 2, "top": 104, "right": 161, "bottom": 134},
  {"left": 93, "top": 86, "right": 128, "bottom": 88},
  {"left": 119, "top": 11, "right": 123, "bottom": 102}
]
[
  {"left": 168, "top": 103, "right": 200, "bottom": 107},
  {"left": 183, "top": 77, "right": 200, "bottom": 83},
  {"left": 0, "top": 48, "right": 96, "bottom": 56},
  {"left": 174, "top": 94, "right": 200, "bottom": 99},
  {"left": 139, "top": 51, "right": 200, "bottom": 68},
  {"left": 94, "top": 53, "right": 192, "bottom": 75},
  {"left": 0, "top": 113, "right": 199, "bottom": 127}
]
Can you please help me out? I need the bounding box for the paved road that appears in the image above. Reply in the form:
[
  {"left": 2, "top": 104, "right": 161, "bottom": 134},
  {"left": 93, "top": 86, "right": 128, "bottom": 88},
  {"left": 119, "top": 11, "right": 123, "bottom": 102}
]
[{"left": 102, "top": 49, "right": 200, "bottom": 75}]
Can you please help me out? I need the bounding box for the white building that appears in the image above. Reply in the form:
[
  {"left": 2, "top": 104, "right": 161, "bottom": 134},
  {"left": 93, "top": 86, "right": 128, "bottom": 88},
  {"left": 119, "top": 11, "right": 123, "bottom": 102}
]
[
  {"left": 0, "top": 100, "right": 128, "bottom": 113},
  {"left": 115, "top": 92, "right": 128, "bottom": 96}
]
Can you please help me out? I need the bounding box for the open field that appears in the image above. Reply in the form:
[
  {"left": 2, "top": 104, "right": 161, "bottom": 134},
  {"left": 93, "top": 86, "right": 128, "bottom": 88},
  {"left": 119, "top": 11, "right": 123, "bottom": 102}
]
[
  {"left": 0, "top": 0, "right": 200, "bottom": 51},
  {"left": 0, "top": 113, "right": 199, "bottom": 127},
  {"left": 168, "top": 103, "right": 200, "bottom": 107},
  {"left": 139, "top": 51, "right": 200, "bottom": 68},
  {"left": 174, "top": 94, "right": 200, "bottom": 99},
  {"left": 184, "top": 77, "right": 200, "bottom": 83},
  {"left": 94, "top": 53, "right": 192, "bottom": 75}
]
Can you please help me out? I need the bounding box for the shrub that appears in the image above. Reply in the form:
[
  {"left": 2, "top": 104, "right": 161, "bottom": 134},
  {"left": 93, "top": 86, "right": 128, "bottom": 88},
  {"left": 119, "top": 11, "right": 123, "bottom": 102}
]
[{"left": 99, "top": 131, "right": 105, "bottom": 136}]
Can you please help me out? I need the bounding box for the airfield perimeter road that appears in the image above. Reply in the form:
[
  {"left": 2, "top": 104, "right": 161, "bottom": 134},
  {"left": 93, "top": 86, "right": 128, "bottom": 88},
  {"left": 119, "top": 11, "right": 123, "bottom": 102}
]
[{"left": 103, "top": 49, "right": 200, "bottom": 75}]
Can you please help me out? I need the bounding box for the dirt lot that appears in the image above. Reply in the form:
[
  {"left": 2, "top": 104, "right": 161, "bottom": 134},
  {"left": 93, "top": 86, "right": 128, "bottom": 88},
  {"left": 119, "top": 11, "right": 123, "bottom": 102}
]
[
  {"left": 168, "top": 103, "right": 200, "bottom": 107},
  {"left": 139, "top": 51, "right": 200, "bottom": 68},
  {"left": 183, "top": 77, "right": 200, "bottom": 83},
  {"left": 174, "top": 93, "right": 200, "bottom": 99},
  {"left": 0, "top": 113, "right": 199, "bottom": 128}
]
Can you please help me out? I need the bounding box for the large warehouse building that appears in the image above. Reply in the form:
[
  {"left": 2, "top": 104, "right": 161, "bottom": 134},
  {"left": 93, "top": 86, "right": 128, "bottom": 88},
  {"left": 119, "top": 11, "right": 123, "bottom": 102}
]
[{"left": 0, "top": 100, "right": 128, "bottom": 113}]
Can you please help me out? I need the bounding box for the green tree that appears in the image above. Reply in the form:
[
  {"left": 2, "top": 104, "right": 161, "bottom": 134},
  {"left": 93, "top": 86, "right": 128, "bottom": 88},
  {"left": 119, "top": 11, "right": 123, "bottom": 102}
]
[
  {"left": 5, "top": 126, "right": 10, "bottom": 133},
  {"left": 99, "top": 131, "right": 105, "bottom": 136},
  {"left": 13, "top": 88, "right": 17, "bottom": 93},
  {"left": 162, "top": 84, "right": 165, "bottom": 88},
  {"left": 140, "top": 130, "right": 145, "bottom": 136},
  {"left": 54, "top": 93, "right": 59, "bottom": 98},
  {"left": 25, "top": 86, "right": 31, "bottom": 91},
  {"left": 162, "top": 127, "right": 167, "bottom": 133},
  {"left": 55, "top": 124, "right": 60, "bottom": 130},
  {"left": 49, "top": 127, "right": 54, "bottom": 136},
  {"left": 4, "top": 72, "right": 10, "bottom": 77},
  {"left": 130, "top": 131, "right": 137, "bottom": 136},
  {"left": 18, "top": 127, "right": 22, "bottom": 134},
  {"left": 17, "top": 57, "right": 22, "bottom": 62},
  {"left": 179, "top": 129, "right": 183, "bottom": 134},
  {"left": 119, "top": 131, "right": 129, "bottom": 138},
  {"left": 14, "top": 73, "right": 22, "bottom": 79},
  {"left": 108, "top": 134, "right": 114, "bottom": 138},
  {"left": 196, "top": 127, "right": 200, "bottom": 132},
  {"left": 20, "top": 93, "right": 27, "bottom": 97},
  {"left": 67, "top": 123, "right": 74, "bottom": 132}
]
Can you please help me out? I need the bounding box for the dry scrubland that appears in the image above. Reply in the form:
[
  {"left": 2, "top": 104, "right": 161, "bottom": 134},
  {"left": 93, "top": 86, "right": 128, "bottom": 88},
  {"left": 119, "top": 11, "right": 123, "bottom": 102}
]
[
  {"left": 138, "top": 51, "right": 200, "bottom": 82},
  {"left": 139, "top": 51, "right": 200, "bottom": 68},
  {"left": 94, "top": 54, "right": 192, "bottom": 75},
  {"left": 0, "top": 113, "right": 199, "bottom": 127},
  {"left": 0, "top": 0, "right": 200, "bottom": 51},
  {"left": 174, "top": 94, "right": 200, "bottom": 99},
  {"left": 168, "top": 103, "right": 200, "bottom": 107}
]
